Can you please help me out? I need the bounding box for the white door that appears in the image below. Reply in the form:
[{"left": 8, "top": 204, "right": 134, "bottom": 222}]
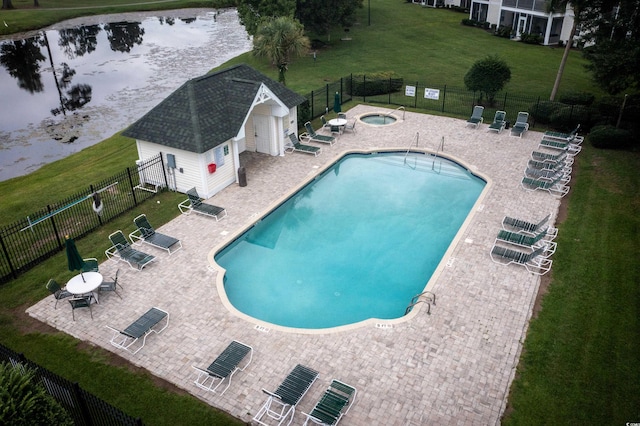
[
  {"left": 516, "top": 16, "right": 527, "bottom": 38},
  {"left": 254, "top": 115, "right": 270, "bottom": 154}
]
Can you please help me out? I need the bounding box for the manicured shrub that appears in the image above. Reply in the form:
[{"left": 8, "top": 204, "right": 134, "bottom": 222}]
[
  {"left": 559, "top": 91, "right": 595, "bottom": 106},
  {"left": 464, "top": 55, "right": 511, "bottom": 106},
  {"left": 461, "top": 18, "right": 477, "bottom": 27},
  {"left": 494, "top": 25, "right": 512, "bottom": 38},
  {"left": 347, "top": 72, "right": 403, "bottom": 97},
  {"left": 588, "top": 125, "right": 633, "bottom": 149},
  {"left": 520, "top": 33, "right": 542, "bottom": 44}
]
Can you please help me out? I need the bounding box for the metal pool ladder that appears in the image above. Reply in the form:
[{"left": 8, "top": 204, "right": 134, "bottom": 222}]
[
  {"left": 403, "top": 132, "right": 420, "bottom": 166},
  {"left": 404, "top": 291, "right": 436, "bottom": 315},
  {"left": 386, "top": 105, "right": 405, "bottom": 121},
  {"left": 431, "top": 136, "right": 445, "bottom": 173}
]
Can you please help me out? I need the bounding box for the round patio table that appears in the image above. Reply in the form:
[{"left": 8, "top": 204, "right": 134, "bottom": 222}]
[{"left": 66, "top": 272, "right": 103, "bottom": 304}]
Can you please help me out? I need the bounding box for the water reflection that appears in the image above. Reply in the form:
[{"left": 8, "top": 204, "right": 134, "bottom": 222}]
[{"left": 0, "top": 9, "right": 251, "bottom": 181}]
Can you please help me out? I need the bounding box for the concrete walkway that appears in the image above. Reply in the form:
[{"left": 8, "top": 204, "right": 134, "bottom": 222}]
[{"left": 28, "top": 105, "right": 562, "bottom": 425}]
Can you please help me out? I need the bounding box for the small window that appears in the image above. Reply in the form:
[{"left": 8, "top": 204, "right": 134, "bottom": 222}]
[
  {"left": 214, "top": 146, "right": 225, "bottom": 166},
  {"left": 223, "top": 145, "right": 229, "bottom": 156}
]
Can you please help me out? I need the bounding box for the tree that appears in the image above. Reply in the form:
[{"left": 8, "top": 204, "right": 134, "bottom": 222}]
[
  {"left": 253, "top": 16, "right": 310, "bottom": 85},
  {"left": 237, "top": 0, "right": 296, "bottom": 36},
  {"left": 546, "top": 0, "right": 589, "bottom": 101},
  {"left": 1, "top": 0, "right": 13, "bottom": 10},
  {"left": 464, "top": 55, "right": 511, "bottom": 106},
  {"left": 295, "top": 0, "right": 363, "bottom": 41},
  {"left": 0, "top": 362, "right": 74, "bottom": 425}
]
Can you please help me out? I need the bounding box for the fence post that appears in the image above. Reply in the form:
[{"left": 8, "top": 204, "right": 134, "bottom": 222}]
[
  {"left": 0, "top": 233, "right": 18, "bottom": 280},
  {"left": 47, "top": 205, "right": 63, "bottom": 250},
  {"left": 441, "top": 85, "right": 446, "bottom": 113},
  {"left": 127, "top": 168, "right": 139, "bottom": 206},
  {"left": 363, "top": 75, "right": 366, "bottom": 103},
  {"left": 326, "top": 84, "right": 329, "bottom": 113},
  {"left": 160, "top": 154, "right": 169, "bottom": 190},
  {"left": 71, "top": 382, "right": 94, "bottom": 426},
  {"left": 388, "top": 77, "right": 392, "bottom": 104},
  {"left": 415, "top": 81, "right": 418, "bottom": 109},
  {"left": 89, "top": 185, "right": 103, "bottom": 227},
  {"left": 503, "top": 92, "right": 508, "bottom": 110}
]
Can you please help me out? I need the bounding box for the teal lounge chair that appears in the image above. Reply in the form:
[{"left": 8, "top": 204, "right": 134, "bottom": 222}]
[
  {"left": 303, "top": 122, "right": 336, "bottom": 145},
  {"left": 527, "top": 159, "right": 572, "bottom": 175},
  {"left": 490, "top": 244, "right": 553, "bottom": 275},
  {"left": 130, "top": 214, "right": 182, "bottom": 255},
  {"left": 502, "top": 214, "right": 558, "bottom": 239},
  {"left": 539, "top": 138, "right": 582, "bottom": 155},
  {"left": 106, "top": 307, "right": 169, "bottom": 354},
  {"left": 302, "top": 380, "right": 357, "bottom": 426},
  {"left": 105, "top": 230, "right": 156, "bottom": 271},
  {"left": 510, "top": 111, "right": 529, "bottom": 138},
  {"left": 524, "top": 166, "right": 570, "bottom": 183},
  {"left": 285, "top": 133, "right": 321, "bottom": 156},
  {"left": 496, "top": 229, "right": 556, "bottom": 255},
  {"left": 543, "top": 124, "right": 582, "bottom": 142},
  {"left": 487, "top": 111, "right": 506, "bottom": 133},
  {"left": 521, "top": 175, "right": 570, "bottom": 198},
  {"left": 466, "top": 105, "right": 484, "bottom": 129},
  {"left": 253, "top": 364, "right": 319, "bottom": 426},
  {"left": 193, "top": 340, "right": 253, "bottom": 395},
  {"left": 178, "top": 187, "right": 227, "bottom": 221},
  {"left": 531, "top": 150, "right": 573, "bottom": 166}
]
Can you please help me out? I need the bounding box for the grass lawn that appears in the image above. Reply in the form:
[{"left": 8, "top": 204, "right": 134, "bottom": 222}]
[{"left": 1, "top": 1, "right": 638, "bottom": 424}]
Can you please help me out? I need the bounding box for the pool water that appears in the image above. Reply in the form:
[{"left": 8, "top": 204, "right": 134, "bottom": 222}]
[
  {"left": 359, "top": 114, "right": 397, "bottom": 125},
  {"left": 215, "top": 152, "right": 485, "bottom": 329}
]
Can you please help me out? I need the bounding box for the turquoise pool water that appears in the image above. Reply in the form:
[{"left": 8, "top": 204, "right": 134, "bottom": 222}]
[{"left": 215, "top": 152, "right": 485, "bottom": 329}]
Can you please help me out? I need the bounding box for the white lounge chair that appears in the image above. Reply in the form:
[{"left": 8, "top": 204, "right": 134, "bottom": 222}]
[
  {"left": 502, "top": 214, "right": 558, "bottom": 239},
  {"left": 490, "top": 244, "right": 553, "bottom": 275},
  {"left": 302, "top": 379, "right": 357, "bottom": 426},
  {"left": 510, "top": 111, "right": 529, "bottom": 138},
  {"left": 466, "top": 105, "right": 484, "bottom": 129},
  {"left": 192, "top": 340, "right": 253, "bottom": 395},
  {"left": 106, "top": 307, "right": 169, "bottom": 354},
  {"left": 488, "top": 110, "right": 506, "bottom": 133},
  {"left": 521, "top": 175, "right": 570, "bottom": 198}
]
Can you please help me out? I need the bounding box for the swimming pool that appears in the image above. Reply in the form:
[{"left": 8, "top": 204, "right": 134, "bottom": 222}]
[{"left": 214, "top": 151, "right": 486, "bottom": 330}]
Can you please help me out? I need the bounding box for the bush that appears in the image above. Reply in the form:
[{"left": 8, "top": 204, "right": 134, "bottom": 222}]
[
  {"left": 588, "top": 125, "right": 633, "bottom": 149},
  {"left": 461, "top": 18, "right": 477, "bottom": 27},
  {"left": 347, "top": 72, "right": 403, "bottom": 97},
  {"left": 520, "top": 33, "right": 543, "bottom": 44},
  {"left": 495, "top": 25, "right": 512, "bottom": 38},
  {"left": 559, "top": 91, "right": 595, "bottom": 106}
]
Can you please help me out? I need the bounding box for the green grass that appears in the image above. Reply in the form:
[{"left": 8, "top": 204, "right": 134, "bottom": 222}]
[{"left": 1, "top": 1, "right": 638, "bottom": 424}]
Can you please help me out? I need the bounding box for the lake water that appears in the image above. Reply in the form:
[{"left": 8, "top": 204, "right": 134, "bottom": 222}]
[{"left": 0, "top": 9, "right": 252, "bottom": 182}]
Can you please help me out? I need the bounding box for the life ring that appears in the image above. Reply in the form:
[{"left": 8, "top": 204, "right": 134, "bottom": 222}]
[{"left": 92, "top": 192, "right": 103, "bottom": 216}]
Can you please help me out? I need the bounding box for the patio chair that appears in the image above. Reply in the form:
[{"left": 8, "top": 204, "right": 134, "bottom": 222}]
[
  {"left": 343, "top": 118, "right": 357, "bottom": 134},
  {"left": 487, "top": 110, "right": 506, "bottom": 133},
  {"left": 320, "top": 115, "right": 330, "bottom": 129},
  {"left": 253, "top": 364, "right": 319, "bottom": 426},
  {"left": 466, "top": 105, "right": 484, "bottom": 129},
  {"left": 285, "top": 133, "right": 321, "bottom": 156},
  {"left": 303, "top": 122, "right": 336, "bottom": 145},
  {"left": 337, "top": 113, "right": 347, "bottom": 121},
  {"left": 490, "top": 244, "right": 553, "bottom": 275},
  {"left": 192, "top": 340, "right": 253, "bottom": 395},
  {"left": 105, "top": 230, "right": 156, "bottom": 271},
  {"left": 178, "top": 187, "right": 228, "bottom": 221},
  {"left": 510, "top": 111, "right": 529, "bottom": 138},
  {"left": 543, "top": 124, "right": 582, "bottom": 142},
  {"left": 521, "top": 175, "right": 570, "bottom": 198},
  {"left": 130, "top": 214, "right": 182, "bottom": 255},
  {"left": 106, "top": 307, "right": 169, "bottom": 354},
  {"left": 82, "top": 257, "right": 99, "bottom": 272},
  {"left": 531, "top": 150, "right": 573, "bottom": 167},
  {"left": 302, "top": 379, "right": 357, "bottom": 426},
  {"left": 69, "top": 295, "right": 94, "bottom": 320},
  {"left": 330, "top": 124, "right": 342, "bottom": 137},
  {"left": 99, "top": 268, "right": 122, "bottom": 299},
  {"left": 46, "top": 279, "right": 72, "bottom": 309},
  {"left": 496, "top": 229, "right": 556, "bottom": 255},
  {"left": 502, "top": 214, "right": 558, "bottom": 239},
  {"left": 539, "top": 138, "right": 582, "bottom": 155}
]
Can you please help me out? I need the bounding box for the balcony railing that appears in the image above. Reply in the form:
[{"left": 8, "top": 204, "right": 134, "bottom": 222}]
[{"left": 502, "top": 0, "right": 548, "bottom": 12}]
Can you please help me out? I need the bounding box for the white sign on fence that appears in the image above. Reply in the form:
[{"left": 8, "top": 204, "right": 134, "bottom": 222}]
[
  {"left": 405, "top": 85, "right": 416, "bottom": 97},
  {"left": 424, "top": 88, "right": 440, "bottom": 100}
]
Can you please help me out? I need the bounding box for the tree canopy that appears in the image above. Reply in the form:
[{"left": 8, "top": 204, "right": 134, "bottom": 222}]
[
  {"left": 464, "top": 55, "right": 511, "bottom": 105},
  {"left": 237, "top": 0, "right": 297, "bottom": 36}
]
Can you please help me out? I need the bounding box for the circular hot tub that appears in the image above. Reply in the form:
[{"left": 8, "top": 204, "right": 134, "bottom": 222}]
[{"left": 359, "top": 113, "right": 398, "bottom": 126}]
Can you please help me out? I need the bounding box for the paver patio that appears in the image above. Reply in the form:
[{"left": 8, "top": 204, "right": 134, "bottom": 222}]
[{"left": 28, "top": 105, "right": 562, "bottom": 425}]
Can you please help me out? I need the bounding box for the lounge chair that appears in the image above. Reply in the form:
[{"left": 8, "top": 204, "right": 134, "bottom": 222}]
[
  {"left": 487, "top": 110, "right": 506, "bottom": 133},
  {"left": 129, "top": 214, "right": 182, "bottom": 255},
  {"left": 524, "top": 166, "right": 570, "bottom": 183},
  {"left": 192, "top": 340, "right": 253, "bottom": 395},
  {"left": 105, "top": 230, "right": 156, "bottom": 271},
  {"left": 106, "top": 307, "right": 169, "bottom": 354},
  {"left": 466, "top": 105, "right": 484, "bottom": 129},
  {"left": 510, "top": 111, "right": 529, "bottom": 138},
  {"left": 521, "top": 175, "right": 570, "bottom": 198},
  {"left": 285, "top": 133, "right": 321, "bottom": 156},
  {"left": 539, "top": 138, "right": 582, "bottom": 155},
  {"left": 531, "top": 150, "right": 573, "bottom": 167},
  {"left": 502, "top": 214, "right": 558, "bottom": 239},
  {"left": 253, "top": 364, "right": 319, "bottom": 426},
  {"left": 527, "top": 159, "right": 572, "bottom": 175},
  {"left": 303, "top": 122, "right": 336, "bottom": 145},
  {"left": 543, "top": 124, "right": 582, "bottom": 142},
  {"left": 46, "top": 279, "right": 72, "bottom": 309},
  {"left": 302, "top": 380, "right": 357, "bottom": 426},
  {"left": 178, "top": 187, "right": 228, "bottom": 221},
  {"left": 496, "top": 229, "right": 556, "bottom": 255},
  {"left": 490, "top": 244, "right": 553, "bottom": 275}
]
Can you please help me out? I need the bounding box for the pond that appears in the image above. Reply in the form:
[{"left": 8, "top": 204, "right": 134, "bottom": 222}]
[{"left": 0, "top": 9, "right": 252, "bottom": 182}]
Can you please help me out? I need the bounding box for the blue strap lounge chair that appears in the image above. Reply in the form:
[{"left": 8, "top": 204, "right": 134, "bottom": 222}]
[
  {"left": 129, "top": 214, "right": 182, "bottom": 255},
  {"left": 487, "top": 110, "right": 506, "bottom": 133},
  {"left": 501, "top": 214, "right": 558, "bottom": 239},
  {"left": 105, "top": 230, "right": 156, "bottom": 271},
  {"left": 510, "top": 111, "right": 529, "bottom": 138},
  {"left": 303, "top": 122, "right": 336, "bottom": 145},
  {"left": 178, "top": 187, "right": 227, "bottom": 221},
  {"left": 302, "top": 379, "right": 357, "bottom": 426},
  {"left": 490, "top": 244, "right": 553, "bottom": 275},
  {"left": 466, "top": 105, "right": 484, "bottom": 129},
  {"left": 285, "top": 133, "right": 321, "bottom": 156},
  {"left": 193, "top": 340, "right": 253, "bottom": 395},
  {"left": 253, "top": 364, "right": 319, "bottom": 426},
  {"left": 106, "top": 307, "right": 169, "bottom": 354}
]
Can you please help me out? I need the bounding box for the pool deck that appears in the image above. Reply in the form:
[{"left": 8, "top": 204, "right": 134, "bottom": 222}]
[{"left": 28, "top": 105, "right": 563, "bottom": 425}]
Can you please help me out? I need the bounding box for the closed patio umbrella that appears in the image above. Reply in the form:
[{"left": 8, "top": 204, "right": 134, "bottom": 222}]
[
  {"left": 333, "top": 91, "right": 341, "bottom": 113},
  {"left": 66, "top": 236, "right": 86, "bottom": 282}
]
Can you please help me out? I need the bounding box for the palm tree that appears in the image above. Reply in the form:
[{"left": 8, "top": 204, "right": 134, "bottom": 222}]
[
  {"left": 253, "top": 16, "right": 310, "bottom": 85},
  {"left": 547, "top": 0, "right": 587, "bottom": 101}
]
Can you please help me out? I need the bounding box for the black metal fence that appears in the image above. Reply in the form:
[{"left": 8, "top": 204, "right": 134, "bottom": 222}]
[
  {"left": 0, "top": 154, "right": 167, "bottom": 284},
  {"left": 301, "top": 74, "right": 628, "bottom": 130},
  {"left": 0, "top": 343, "right": 143, "bottom": 425}
]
